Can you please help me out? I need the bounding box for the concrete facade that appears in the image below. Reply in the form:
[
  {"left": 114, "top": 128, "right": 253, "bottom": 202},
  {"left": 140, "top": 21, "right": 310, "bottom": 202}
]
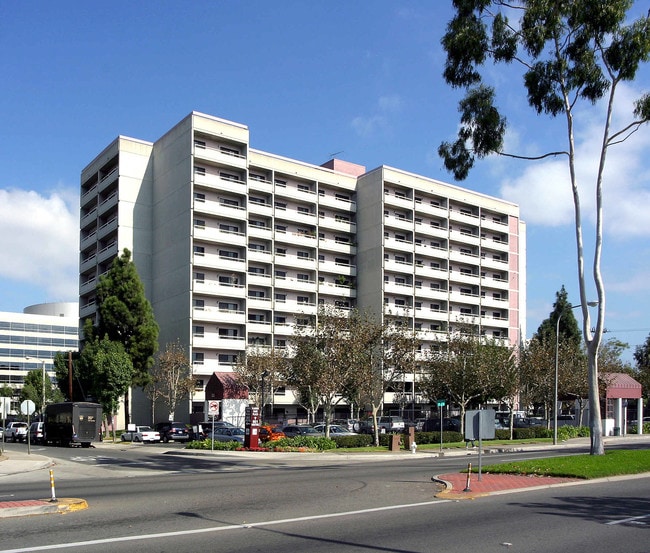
[{"left": 79, "top": 111, "right": 526, "bottom": 424}]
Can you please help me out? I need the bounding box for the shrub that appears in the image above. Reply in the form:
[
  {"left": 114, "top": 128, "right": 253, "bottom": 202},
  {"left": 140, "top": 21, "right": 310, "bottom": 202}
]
[
  {"left": 332, "top": 434, "right": 373, "bottom": 448},
  {"left": 413, "top": 431, "right": 463, "bottom": 444},
  {"left": 269, "top": 436, "right": 337, "bottom": 451},
  {"left": 186, "top": 439, "right": 241, "bottom": 451}
]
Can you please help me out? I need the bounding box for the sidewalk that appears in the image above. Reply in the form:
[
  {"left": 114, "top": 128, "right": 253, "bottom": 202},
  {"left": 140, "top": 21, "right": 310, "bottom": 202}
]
[{"left": 1, "top": 434, "right": 648, "bottom": 516}]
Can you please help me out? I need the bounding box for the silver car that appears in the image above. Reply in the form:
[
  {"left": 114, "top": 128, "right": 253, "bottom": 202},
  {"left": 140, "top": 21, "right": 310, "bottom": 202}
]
[{"left": 208, "top": 427, "right": 245, "bottom": 443}]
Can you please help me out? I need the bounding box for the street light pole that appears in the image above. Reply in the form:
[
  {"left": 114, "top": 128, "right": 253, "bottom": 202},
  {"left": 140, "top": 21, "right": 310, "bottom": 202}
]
[
  {"left": 554, "top": 302, "right": 597, "bottom": 445},
  {"left": 41, "top": 360, "right": 46, "bottom": 414}
]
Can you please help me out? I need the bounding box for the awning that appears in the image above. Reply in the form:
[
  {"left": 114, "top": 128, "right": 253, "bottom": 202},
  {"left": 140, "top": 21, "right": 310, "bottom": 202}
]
[
  {"left": 603, "top": 372, "right": 642, "bottom": 399},
  {"left": 205, "top": 372, "right": 249, "bottom": 400}
]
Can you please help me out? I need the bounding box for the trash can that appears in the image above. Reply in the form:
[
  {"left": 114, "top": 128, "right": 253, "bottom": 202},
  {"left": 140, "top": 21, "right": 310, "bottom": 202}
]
[{"left": 613, "top": 427, "right": 620, "bottom": 436}]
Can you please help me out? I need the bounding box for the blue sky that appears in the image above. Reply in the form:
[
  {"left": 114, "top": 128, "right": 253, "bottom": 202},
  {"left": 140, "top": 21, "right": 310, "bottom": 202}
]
[{"left": 1, "top": 1, "right": 649, "bottom": 363}]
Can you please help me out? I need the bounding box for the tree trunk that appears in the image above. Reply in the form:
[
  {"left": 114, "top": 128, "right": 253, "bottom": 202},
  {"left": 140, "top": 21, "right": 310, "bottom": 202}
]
[{"left": 587, "top": 345, "right": 605, "bottom": 454}]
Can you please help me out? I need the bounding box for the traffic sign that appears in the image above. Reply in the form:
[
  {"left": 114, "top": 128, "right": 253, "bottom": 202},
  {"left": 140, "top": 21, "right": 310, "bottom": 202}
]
[
  {"left": 21, "top": 399, "right": 36, "bottom": 415},
  {"left": 436, "top": 400, "right": 446, "bottom": 407},
  {"left": 207, "top": 400, "right": 220, "bottom": 417}
]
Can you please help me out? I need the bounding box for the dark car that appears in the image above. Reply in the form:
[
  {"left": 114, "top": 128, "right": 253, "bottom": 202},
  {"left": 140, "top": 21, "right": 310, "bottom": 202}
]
[
  {"left": 422, "top": 418, "right": 461, "bottom": 432},
  {"left": 155, "top": 422, "right": 191, "bottom": 443},
  {"left": 281, "top": 424, "right": 324, "bottom": 438}
]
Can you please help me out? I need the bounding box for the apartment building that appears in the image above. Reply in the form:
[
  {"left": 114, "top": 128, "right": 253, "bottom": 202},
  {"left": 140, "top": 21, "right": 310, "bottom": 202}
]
[
  {"left": 79, "top": 111, "right": 525, "bottom": 424},
  {"left": 0, "top": 302, "right": 79, "bottom": 415}
]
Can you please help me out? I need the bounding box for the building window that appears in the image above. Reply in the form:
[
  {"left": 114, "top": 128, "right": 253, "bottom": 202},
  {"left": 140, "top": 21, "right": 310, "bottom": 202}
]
[
  {"left": 218, "top": 354, "right": 238, "bottom": 364},
  {"left": 193, "top": 326, "right": 204, "bottom": 337},
  {"left": 219, "top": 250, "right": 239, "bottom": 259},
  {"left": 275, "top": 293, "right": 286, "bottom": 303},
  {"left": 194, "top": 219, "right": 206, "bottom": 229},
  {"left": 297, "top": 296, "right": 309, "bottom": 304},
  {"left": 193, "top": 246, "right": 205, "bottom": 256},
  {"left": 194, "top": 192, "right": 206, "bottom": 202},
  {"left": 193, "top": 299, "right": 205, "bottom": 310},
  {"left": 219, "top": 302, "right": 239, "bottom": 311},
  {"left": 194, "top": 272, "right": 205, "bottom": 282},
  {"left": 193, "top": 352, "right": 204, "bottom": 365},
  {"left": 219, "top": 328, "right": 239, "bottom": 337},
  {"left": 297, "top": 251, "right": 310, "bottom": 259},
  {"left": 194, "top": 166, "right": 206, "bottom": 176}
]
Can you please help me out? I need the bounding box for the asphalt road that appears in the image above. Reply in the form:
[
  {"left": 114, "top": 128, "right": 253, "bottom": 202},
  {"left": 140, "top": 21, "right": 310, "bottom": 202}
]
[{"left": 1, "top": 441, "right": 649, "bottom": 552}]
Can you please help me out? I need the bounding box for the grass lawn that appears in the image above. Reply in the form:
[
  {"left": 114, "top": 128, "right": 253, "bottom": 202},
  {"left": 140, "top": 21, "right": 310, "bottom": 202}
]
[{"left": 481, "top": 449, "right": 650, "bottom": 479}]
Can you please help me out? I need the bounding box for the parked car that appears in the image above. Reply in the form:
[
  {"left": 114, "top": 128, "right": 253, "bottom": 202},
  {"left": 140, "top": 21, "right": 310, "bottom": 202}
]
[
  {"left": 208, "top": 427, "right": 245, "bottom": 443},
  {"left": 259, "top": 425, "right": 285, "bottom": 442},
  {"left": 5, "top": 422, "right": 28, "bottom": 442},
  {"left": 195, "top": 421, "right": 237, "bottom": 439},
  {"left": 281, "top": 424, "right": 324, "bottom": 438},
  {"left": 377, "top": 416, "right": 405, "bottom": 433},
  {"left": 29, "top": 421, "right": 44, "bottom": 444},
  {"left": 121, "top": 425, "right": 161, "bottom": 443},
  {"left": 422, "top": 418, "right": 461, "bottom": 432},
  {"left": 332, "top": 419, "right": 360, "bottom": 432},
  {"left": 155, "top": 422, "right": 191, "bottom": 443},
  {"left": 313, "top": 424, "right": 358, "bottom": 436}
]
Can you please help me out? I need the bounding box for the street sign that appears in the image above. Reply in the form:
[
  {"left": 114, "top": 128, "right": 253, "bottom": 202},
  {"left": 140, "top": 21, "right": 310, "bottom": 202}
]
[
  {"left": 207, "top": 400, "right": 220, "bottom": 417},
  {"left": 0, "top": 397, "right": 10, "bottom": 418},
  {"left": 20, "top": 399, "right": 36, "bottom": 416},
  {"left": 436, "top": 400, "right": 446, "bottom": 407}
]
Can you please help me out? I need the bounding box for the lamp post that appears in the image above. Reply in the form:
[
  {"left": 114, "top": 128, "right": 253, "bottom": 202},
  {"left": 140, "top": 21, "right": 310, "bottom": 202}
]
[{"left": 554, "top": 302, "right": 597, "bottom": 445}]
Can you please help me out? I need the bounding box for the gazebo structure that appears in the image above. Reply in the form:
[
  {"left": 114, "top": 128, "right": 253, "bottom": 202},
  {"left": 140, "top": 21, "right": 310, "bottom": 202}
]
[{"left": 602, "top": 372, "right": 643, "bottom": 436}]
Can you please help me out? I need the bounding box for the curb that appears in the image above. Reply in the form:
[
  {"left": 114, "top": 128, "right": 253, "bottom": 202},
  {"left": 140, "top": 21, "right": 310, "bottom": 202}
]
[{"left": 0, "top": 498, "right": 88, "bottom": 518}]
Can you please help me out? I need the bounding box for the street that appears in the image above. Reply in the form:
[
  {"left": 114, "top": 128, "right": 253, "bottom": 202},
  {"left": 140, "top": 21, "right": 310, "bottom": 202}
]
[{"left": 0, "top": 441, "right": 649, "bottom": 552}]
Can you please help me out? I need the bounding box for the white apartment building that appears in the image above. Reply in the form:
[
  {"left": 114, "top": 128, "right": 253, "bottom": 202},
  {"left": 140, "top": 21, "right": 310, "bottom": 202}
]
[
  {"left": 79, "top": 111, "right": 525, "bottom": 424},
  {"left": 0, "top": 302, "right": 79, "bottom": 415}
]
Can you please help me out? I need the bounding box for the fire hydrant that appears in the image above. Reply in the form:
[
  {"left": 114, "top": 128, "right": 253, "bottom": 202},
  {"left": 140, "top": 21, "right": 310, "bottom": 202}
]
[{"left": 410, "top": 442, "right": 417, "bottom": 454}]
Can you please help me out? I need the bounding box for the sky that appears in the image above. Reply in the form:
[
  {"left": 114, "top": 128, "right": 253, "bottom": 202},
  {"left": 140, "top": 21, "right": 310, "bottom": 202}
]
[{"left": 1, "top": 1, "right": 649, "bottom": 363}]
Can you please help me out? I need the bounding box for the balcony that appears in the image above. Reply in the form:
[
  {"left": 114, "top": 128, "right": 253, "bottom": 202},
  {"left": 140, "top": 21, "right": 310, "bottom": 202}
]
[
  {"left": 384, "top": 214, "right": 414, "bottom": 231},
  {"left": 317, "top": 282, "right": 356, "bottom": 298},
  {"left": 247, "top": 201, "right": 273, "bottom": 217},
  {"left": 192, "top": 307, "right": 246, "bottom": 325},
  {"left": 318, "top": 215, "right": 356, "bottom": 233},
  {"left": 384, "top": 258, "right": 413, "bottom": 274},
  {"left": 318, "top": 194, "right": 357, "bottom": 213},
  {"left": 274, "top": 254, "right": 317, "bottom": 270},
  {"left": 248, "top": 176, "right": 273, "bottom": 193},
  {"left": 318, "top": 259, "right": 356, "bottom": 276},
  {"left": 414, "top": 199, "right": 448, "bottom": 217},
  {"left": 384, "top": 281, "right": 414, "bottom": 295},
  {"left": 384, "top": 192, "right": 413, "bottom": 209},
  {"left": 193, "top": 253, "right": 245, "bottom": 272},
  {"left": 193, "top": 280, "right": 246, "bottom": 298},
  {"left": 318, "top": 237, "right": 356, "bottom": 255},
  {"left": 274, "top": 276, "right": 316, "bottom": 292},
  {"left": 193, "top": 143, "right": 247, "bottom": 169}
]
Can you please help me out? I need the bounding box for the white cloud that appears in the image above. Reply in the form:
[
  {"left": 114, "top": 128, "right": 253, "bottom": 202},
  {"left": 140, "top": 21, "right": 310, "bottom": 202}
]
[
  {"left": 0, "top": 187, "right": 78, "bottom": 301},
  {"left": 497, "top": 83, "right": 650, "bottom": 238},
  {"left": 351, "top": 94, "right": 403, "bottom": 138}
]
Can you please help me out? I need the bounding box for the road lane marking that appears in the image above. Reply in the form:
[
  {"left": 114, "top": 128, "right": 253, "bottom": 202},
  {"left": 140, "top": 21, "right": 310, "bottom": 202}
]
[
  {"left": 0, "top": 499, "right": 451, "bottom": 552},
  {"left": 606, "top": 513, "right": 650, "bottom": 525}
]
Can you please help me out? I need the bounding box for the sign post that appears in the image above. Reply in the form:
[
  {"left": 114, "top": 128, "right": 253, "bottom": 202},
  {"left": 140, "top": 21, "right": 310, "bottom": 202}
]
[
  {"left": 436, "top": 400, "right": 446, "bottom": 453},
  {"left": 20, "top": 399, "right": 36, "bottom": 455},
  {"left": 206, "top": 400, "right": 220, "bottom": 451},
  {"left": 464, "top": 409, "right": 495, "bottom": 481}
]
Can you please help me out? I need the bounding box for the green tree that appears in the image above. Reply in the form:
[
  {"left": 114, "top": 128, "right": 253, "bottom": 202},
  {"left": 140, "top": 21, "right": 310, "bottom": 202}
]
[
  {"left": 633, "top": 334, "right": 650, "bottom": 403},
  {"left": 439, "top": 1, "right": 650, "bottom": 454},
  {"left": 145, "top": 342, "right": 196, "bottom": 424},
  {"left": 79, "top": 334, "right": 134, "bottom": 441},
  {"left": 234, "top": 347, "right": 287, "bottom": 422},
  {"left": 535, "top": 287, "right": 582, "bottom": 349},
  {"left": 88, "top": 248, "right": 159, "bottom": 424},
  {"left": 421, "top": 324, "right": 503, "bottom": 434},
  {"left": 19, "top": 370, "right": 63, "bottom": 415}
]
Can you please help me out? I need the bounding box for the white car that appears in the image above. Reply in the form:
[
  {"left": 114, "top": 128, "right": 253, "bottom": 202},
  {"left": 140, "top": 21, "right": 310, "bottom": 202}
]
[
  {"left": 313, "top": 424, "right": 358, "bottom": 436},
  {"left": 121, "top": 425, "right": 161, "bottom": 443}
]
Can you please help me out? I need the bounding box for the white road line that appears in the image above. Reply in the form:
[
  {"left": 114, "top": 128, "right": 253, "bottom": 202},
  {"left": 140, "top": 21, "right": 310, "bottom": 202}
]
[
  {"left": 606, "top": 513, "right": 650, "bottom": 525},
  {"left": 0, "top": 499, "right": 450, "bottom": 553}
]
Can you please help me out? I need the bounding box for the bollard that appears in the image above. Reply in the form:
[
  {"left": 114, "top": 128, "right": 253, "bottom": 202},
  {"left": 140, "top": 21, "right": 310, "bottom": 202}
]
[
  {"left": 463, "top": 462, "right": 472, "bottom": 492},
  {"left": 49, "top": 469, "right": 58, "bottom": 503}
]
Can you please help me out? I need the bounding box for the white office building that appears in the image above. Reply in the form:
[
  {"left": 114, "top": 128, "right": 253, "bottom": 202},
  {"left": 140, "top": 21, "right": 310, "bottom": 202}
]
[
  {"left": 0, "top": 302, "right": 79, "bottom": 414},
  {"left": 79, "top": 111, "right": 525, "bottom": 424}
]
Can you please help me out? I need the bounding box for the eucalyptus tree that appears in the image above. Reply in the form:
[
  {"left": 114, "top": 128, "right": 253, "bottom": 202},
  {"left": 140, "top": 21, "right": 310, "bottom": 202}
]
[{"left": 440, "top": 0, "right": 650, "bottom": 454}]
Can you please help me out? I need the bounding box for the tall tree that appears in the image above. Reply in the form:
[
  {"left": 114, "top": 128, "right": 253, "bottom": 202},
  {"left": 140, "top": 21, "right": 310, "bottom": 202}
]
[
  {"left": 234, "top": 347, "right": 287, "bottom": 421},
  {"left": 535, "top": 287, "right": 582, "bottom": 349},
  {"left": 19, "top": 370, "right": 63, "bottom": 415},
  {"left": 79, "top": 334, "right": 134, "bottom": 441},
  {"left": 440, "top": 1, "right": 650, "bottom": 454},
  {"left": 421, "top": 324, "right": 499, "bottom": 434},
  {"left": 145, "top": 341, "right": 195, "bottom": 424},
  {"left": 88, "top": 248, "right": 159, "bottom": 424}
]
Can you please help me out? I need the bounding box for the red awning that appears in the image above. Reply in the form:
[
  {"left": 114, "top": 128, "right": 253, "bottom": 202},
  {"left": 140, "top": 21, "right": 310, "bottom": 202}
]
[{"left": 603, "top": 372, "right": 642, "bottom": 399}]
